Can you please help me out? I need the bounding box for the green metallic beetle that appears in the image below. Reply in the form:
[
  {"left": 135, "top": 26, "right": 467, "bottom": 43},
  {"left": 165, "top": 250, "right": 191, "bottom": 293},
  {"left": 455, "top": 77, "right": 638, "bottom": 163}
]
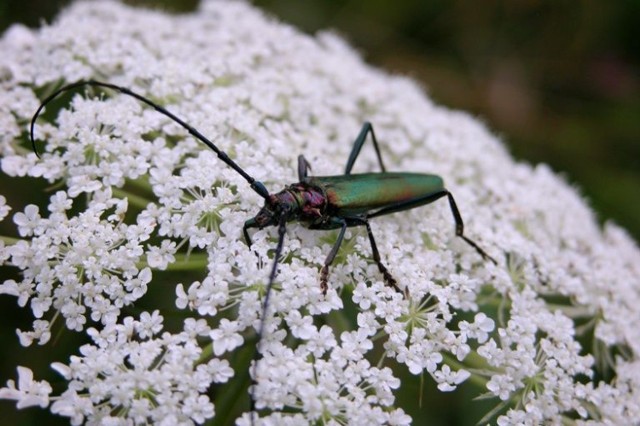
[
  {"left": 31, "top": 80, "right": 497, "bottom": 423},
  {"left": 243, "top": 122, "right": 496, "bottom": 295},
  {"left": 31, "top": 81, "right": 495, "bottom": 296}
]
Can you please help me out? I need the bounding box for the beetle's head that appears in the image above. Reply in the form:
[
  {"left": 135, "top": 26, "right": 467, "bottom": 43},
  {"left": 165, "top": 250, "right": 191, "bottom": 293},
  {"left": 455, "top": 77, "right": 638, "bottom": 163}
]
[
  {"left": 246, "top": 194, "right": 280, "bottom": 229},
  {"left": 243, "top": 192, "right": 296, "bottom": 246}
]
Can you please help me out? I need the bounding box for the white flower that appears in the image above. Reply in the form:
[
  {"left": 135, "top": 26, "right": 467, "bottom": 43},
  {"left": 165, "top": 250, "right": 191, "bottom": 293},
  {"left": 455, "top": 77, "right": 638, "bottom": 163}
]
[
  {"left": 0, "top": 195, "right": 10, "bottom": 221},
  {"left": 459, "top": 312, "right": 495, "bottom": 343},
  {"left": 285, "top": 310, "right": 316, "bottom": 340},
  {"left": 487, "top": 373, "right": 517, "bottom": 400},
  {"left": 146, "top": 239, "right": 177, "bottom": 269},
  {"left": 16, "top": 319, "right": 51, "bottom": 346},
  {"left": 434, "top": 364, "right": 471, "bottom": 392},
  {"left": 47, "top": 313, "right": 226, "bottom": 425},
  {"left": 136, "top": 309, "right": 163, "bottom": 338},
  {"left": 13, "top": 204, "right": 42, "bottom": 237},
  {"left": 209, "top": 318, "right": 244, "bottom": 356},
  {"left": 0, "top": 366, "right": 52, "bottom": 409}
]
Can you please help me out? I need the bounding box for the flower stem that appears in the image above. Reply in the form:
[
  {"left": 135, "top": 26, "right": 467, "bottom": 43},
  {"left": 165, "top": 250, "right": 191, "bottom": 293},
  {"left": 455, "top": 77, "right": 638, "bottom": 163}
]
[
  {"left": 125, "top": 176, "right": 153, "bottom": 192},
  {"left": 0, "top": 235, "right": 21, "bottom": 244},
  {"left": 442, "top": 352, "right": 489, "bottom": 389},
  {"left": 136, "top": 252, "right": 209, "bottom": 271},
  {"left": 112, "top": 187, "right": 154, "bottom": 210}
]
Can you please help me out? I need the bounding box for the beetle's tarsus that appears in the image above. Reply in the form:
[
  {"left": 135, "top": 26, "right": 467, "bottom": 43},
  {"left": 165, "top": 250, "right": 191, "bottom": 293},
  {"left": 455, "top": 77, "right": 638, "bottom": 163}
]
[
  {"left": 378, "top": 264, "right": 403, "bottom": 294},
  {"left": 461, "top": 235, "right": 497, "bottom": 265},
  {"left": 379, "top": 265, "right": 409, "bottom": 298},
  {"left": 320, "top": 266, "right": 329, "bottom": 295},
  {"left": 445, "top": 192, "right": 497, "bottom": 265}
]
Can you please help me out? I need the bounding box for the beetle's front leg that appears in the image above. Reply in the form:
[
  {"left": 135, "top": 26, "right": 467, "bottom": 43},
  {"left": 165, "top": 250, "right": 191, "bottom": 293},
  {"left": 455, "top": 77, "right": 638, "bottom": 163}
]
[
  {"left": 319, "top": 218, "right": 348, "bottom": 295},
  {"left": 243, "top": 219, "right": 255, "bottom": 247}
]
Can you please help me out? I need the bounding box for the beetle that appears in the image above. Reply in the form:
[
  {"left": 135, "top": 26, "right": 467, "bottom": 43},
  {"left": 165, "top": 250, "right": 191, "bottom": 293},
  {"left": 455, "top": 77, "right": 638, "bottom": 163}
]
[{"left": 30, "top": 80, "right": 497, "bottom": 421}]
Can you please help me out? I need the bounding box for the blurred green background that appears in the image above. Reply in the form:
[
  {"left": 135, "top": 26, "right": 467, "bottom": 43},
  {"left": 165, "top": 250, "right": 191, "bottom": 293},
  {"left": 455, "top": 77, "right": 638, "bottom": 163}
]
[{"left": 0, "top": 0, "right": 638, "bottom": 425}]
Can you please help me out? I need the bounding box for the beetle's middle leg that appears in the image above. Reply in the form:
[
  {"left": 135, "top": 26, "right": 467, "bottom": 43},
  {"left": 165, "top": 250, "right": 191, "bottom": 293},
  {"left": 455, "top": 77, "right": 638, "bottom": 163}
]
[
  {"left": 346, "top": 217, "right": 402, "bottom": 294},
  {"left": 361, "top": 219, "right": 402, "bottom": 293},
  {"left": 318, "top": 217, "right": 403, "bottom": 295}
]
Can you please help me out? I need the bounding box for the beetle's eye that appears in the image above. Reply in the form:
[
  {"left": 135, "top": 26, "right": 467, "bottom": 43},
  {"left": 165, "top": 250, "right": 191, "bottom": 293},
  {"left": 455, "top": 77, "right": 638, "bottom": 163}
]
[{"left": 255, "top": 208, "right": 274, "bottom": 227}]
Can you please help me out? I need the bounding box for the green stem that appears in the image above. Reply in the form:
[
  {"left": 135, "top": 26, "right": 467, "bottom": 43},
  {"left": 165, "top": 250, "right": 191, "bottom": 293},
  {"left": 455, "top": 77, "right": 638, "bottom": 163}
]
[
  {"left": 125, "top": 176, "right": 153, "bottom": 193},
  {"left": 112, "top": 188, "right": 154, "bottom": 210},
  {"left": 12, "top": 139, "right": 33, "bottom": 156},
  {"left": 442, "top": 352, "right": 489, "bottom": 389},
  {"left": 1, "top": 235, "right": 21, "bottom": 244},
  {"left": 208, "top": 341, "right": 255, "bottom": 426},
  {"left": 199, "top": 342, "right": 214, "bottom": 363},
  {"left": 464, "top": 349, "right": 492, "bottom": 370},
  {"left": 136, "top": 252, "right": 209, "bottom": 271},
  {"left": 544, "top": 303, "right": 594, "bottom": 318}
]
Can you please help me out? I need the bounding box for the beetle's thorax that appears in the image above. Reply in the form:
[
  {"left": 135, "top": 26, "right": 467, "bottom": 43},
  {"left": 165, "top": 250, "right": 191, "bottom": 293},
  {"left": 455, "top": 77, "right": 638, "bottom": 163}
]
[{"left": 274, "top": 182, "right": 326, "bottom": 222}]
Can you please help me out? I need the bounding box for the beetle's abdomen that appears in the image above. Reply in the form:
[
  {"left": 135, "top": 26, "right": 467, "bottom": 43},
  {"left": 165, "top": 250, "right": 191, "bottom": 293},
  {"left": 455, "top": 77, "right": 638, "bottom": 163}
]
[{"left": 311, "top": 173, "right": 444, "bottom": 216}]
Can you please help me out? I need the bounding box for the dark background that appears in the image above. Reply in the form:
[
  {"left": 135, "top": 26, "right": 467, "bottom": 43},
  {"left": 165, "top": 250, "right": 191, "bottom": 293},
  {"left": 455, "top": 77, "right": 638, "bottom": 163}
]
[{"left": 1, "top": 1, "right": 638, "bottom": 425}]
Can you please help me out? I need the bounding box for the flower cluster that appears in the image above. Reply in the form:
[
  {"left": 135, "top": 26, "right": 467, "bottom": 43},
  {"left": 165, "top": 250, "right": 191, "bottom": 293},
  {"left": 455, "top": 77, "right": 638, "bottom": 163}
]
[
  {"left": 1, "top": 1, "right": 639, "bottom": 425},
  {"left": 4, "top": 188, "right": 153, "bottom": 343},
  {"left": 54, "top": 312, "right": 228, "bottom": 425}
]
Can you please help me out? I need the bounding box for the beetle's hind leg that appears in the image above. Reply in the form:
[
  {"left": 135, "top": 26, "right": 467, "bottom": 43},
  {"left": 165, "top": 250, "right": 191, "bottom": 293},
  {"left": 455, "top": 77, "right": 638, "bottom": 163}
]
[
  {"left": 345, "top": 122, "right": 387, "bottom": 175},
  {"left": 445, "top": 192, "right": 497, "bottom": 265}
]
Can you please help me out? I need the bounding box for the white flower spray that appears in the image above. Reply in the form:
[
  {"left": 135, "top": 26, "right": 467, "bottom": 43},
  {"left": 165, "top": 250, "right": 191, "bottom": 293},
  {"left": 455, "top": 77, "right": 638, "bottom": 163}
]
[{"left": 1, "top": 1, "right": 639, "bottom": 425}]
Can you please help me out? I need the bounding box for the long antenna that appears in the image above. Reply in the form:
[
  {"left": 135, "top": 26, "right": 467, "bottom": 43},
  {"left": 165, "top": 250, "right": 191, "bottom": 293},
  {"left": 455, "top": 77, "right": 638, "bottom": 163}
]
[{"left": 30, "top": 80, "right": 270, "bottom": 200}]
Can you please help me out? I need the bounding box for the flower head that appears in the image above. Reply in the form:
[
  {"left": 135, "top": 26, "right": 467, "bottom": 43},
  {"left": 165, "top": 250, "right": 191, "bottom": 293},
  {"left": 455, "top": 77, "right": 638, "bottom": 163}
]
[{"left": 0, "top": 1, "right": 639, "bottom": 425}]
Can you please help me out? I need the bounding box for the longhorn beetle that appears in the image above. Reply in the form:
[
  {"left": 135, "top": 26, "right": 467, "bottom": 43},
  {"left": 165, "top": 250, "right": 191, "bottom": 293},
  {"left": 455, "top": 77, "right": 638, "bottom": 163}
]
[{"left": 30, "top": 80, "right": 497, "bottom": 422}]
